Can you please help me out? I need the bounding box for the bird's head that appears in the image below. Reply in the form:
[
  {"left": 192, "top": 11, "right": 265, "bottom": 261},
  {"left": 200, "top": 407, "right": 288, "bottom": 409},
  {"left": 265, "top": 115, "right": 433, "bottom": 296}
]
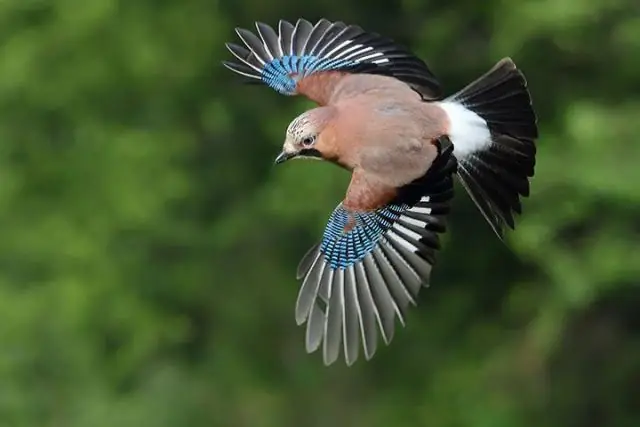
[{"left": 274, "top": 107, "right": 337, "bottom": 165}]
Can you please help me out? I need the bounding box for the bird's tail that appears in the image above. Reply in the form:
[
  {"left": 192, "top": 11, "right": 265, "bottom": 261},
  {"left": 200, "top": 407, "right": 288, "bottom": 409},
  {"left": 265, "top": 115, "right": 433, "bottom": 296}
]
[{"left": 437, "top": 58, "right": 538, "bottom": 239}]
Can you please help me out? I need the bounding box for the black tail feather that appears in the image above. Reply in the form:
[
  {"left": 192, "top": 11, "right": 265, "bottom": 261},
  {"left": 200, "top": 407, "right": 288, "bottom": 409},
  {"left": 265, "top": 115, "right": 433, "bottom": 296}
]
[{"left": 447, "top": 58, "right": 538, "bottom": 238}]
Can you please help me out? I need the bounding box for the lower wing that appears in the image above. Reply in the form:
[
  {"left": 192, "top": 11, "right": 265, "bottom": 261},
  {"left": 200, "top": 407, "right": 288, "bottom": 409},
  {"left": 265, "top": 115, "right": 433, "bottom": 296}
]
[{"left": 294, "top": 138, "right": 457, "bottom": 366}]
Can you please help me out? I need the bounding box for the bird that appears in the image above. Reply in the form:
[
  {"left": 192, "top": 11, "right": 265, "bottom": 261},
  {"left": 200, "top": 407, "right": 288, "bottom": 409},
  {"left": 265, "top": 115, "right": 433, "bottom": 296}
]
[{"left": 223, "top": 18, "right": 538, "bottom": 366}]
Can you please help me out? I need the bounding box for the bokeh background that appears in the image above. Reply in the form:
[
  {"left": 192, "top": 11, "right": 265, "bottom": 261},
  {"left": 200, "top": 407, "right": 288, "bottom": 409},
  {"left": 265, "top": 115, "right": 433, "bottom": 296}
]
[{"left": 0, "top": 0, "right": 638, "bottom": 426}]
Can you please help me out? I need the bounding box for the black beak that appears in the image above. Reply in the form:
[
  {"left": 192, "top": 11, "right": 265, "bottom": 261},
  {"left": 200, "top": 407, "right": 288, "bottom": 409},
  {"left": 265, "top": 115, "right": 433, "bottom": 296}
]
[{"left": 274, "top": 151, "right": 296, "bottom": 165}]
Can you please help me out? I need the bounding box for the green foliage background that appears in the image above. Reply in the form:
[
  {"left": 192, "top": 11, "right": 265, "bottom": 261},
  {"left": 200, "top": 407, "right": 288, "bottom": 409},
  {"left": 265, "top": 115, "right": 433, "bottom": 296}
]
[{"left": 0, "top": 0, "right": 638, "bottom": 426}]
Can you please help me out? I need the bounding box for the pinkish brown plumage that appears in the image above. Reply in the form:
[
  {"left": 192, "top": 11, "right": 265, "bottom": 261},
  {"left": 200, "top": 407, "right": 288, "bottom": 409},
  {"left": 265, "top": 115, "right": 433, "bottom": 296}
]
[
  {"left": 286, "top": 73, "right": 450, "bottom": 210},
  {"left": 295, "top": 71, "right": 347, "bottom": 105},
  {"left": 224, "top": 18, "right": 538, "bottom": 366},
  {"left": 283, "top": 74, "right": 448, "bottom": 204}
]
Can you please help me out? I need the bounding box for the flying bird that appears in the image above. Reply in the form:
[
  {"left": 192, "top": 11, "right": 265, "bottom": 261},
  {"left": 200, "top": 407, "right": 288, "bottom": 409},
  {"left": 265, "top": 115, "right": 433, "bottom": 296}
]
[{"left": 223, "top": 18, "right": 538, "bottom": 366}]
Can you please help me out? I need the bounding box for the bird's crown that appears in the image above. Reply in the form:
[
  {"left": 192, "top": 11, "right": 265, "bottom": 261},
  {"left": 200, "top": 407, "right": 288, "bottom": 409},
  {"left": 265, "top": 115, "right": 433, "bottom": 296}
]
[{"left": 286, "top": 113, "right": 314, "bottom": 140}]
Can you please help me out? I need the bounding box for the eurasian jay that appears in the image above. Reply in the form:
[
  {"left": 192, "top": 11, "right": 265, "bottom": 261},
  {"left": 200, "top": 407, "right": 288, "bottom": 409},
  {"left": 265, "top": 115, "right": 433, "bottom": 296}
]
[{"left": 223, "top": 18, "right": 538, "bottom": 366}]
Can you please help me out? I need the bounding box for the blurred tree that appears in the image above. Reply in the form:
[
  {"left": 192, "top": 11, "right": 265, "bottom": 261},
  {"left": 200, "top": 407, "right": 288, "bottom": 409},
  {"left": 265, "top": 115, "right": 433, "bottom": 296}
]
[{"left": 0, "top": 0, "right": 637, "bottom": 426}]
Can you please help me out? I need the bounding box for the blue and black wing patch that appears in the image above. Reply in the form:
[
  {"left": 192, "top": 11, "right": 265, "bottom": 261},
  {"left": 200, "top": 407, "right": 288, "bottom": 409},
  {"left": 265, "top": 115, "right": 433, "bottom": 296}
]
[
  {"left": 223, "top": 18, "right": 442, "bottom": 99},
  {"left": 295, "top": 139, "right": 457, "bottom": 366}
]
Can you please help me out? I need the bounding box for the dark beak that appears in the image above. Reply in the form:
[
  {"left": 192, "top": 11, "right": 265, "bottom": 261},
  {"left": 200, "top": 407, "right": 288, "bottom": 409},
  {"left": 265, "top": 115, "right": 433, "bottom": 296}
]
[{"left": 274, "top": 150, "right": 296, "bottom": 165}]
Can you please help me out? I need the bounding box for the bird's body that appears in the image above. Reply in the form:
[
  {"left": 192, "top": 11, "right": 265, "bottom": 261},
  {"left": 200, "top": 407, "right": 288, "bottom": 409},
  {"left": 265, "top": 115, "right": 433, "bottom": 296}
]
[
  {"left": 294, "top": 74, "right": 449, "bottom": 208},
  {"left": 224, "top": 18, "right": 539, "bottom": 366}
]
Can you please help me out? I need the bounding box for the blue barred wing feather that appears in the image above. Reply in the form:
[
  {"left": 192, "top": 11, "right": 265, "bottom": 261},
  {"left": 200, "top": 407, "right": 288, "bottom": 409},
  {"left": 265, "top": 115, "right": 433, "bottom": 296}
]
[
  {"left": 295, "top": 138, "right": 457, "bottom": 366},
  {"left": 222, "top": 18, "right": 442, "bottom": 99}
]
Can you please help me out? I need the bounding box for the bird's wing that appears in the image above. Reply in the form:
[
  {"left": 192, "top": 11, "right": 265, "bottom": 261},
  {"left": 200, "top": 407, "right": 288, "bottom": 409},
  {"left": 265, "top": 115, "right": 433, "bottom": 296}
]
[
  {"left": 294, "top": 138, "right": 457, "bottom": 366},
  {"left": 223, "top": 18, "right": 442, "bottom": 105}
]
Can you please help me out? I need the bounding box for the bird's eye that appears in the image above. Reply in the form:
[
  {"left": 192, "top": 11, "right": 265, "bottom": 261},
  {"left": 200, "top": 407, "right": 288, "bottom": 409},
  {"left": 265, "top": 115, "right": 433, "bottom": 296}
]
[{"left": 301, "top": 135, "right": 316, "bottom": 147}]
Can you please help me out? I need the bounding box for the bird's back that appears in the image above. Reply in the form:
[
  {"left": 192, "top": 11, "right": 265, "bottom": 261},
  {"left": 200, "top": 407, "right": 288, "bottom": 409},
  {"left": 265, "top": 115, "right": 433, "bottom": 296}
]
[
  {"left": 327, "top": 75, "right": 448, "bottom": 188},
  {"left": 328, "top": 73, "right": 422, "bottom": 104}
]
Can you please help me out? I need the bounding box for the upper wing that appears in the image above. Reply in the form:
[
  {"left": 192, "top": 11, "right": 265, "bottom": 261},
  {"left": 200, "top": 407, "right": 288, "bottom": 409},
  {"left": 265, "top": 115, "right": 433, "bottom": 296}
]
[
  {"left": 222, "top": 18, "right": 443, "bottom": 104},
  {"left": 294, "top": 138, "right": 457, "bottom": 366}
]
